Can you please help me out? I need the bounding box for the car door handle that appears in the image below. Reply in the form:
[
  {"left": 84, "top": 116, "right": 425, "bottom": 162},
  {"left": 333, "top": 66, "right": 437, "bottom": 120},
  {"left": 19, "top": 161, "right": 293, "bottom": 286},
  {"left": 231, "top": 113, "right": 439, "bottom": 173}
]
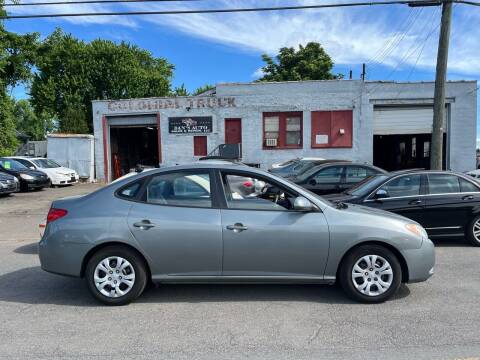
[
  {"left": 133, "top": 220, "right": 155, "bottom": 230},
  {"left": 462, "top": 195, "right": 474, "bottom": 200},
  {"left": 226, "top": 223, "right": 248, "bottom": 232},
  {"left": 408, "top": 199, "right": 423, "bottom": 205}
]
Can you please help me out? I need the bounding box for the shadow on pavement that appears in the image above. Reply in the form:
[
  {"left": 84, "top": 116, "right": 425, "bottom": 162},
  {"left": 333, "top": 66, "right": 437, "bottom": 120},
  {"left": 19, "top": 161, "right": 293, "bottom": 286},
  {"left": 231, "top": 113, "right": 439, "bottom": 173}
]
[
  {"left": 0, "top": 266, "right": 410, "bottom": 307},
  {"left": 432, "top": 237, "right": 469, "bottom": 247},
  {"left": 14, "top": 242, "right": 38, "bottom": 255}
]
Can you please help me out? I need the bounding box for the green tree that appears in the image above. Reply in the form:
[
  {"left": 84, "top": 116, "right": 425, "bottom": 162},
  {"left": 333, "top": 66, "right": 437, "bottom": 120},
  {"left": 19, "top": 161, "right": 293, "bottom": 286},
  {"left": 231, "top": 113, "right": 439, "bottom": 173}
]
[
  {"left": 0, "top": 93, "right": 17, "bottom": 156},
  {"left": 31, "top": 28, "right": 174, "bottom": 133},
  {"left": 193, "top": 84, "right": 214, "bottom": 96},
  {"left": 0, "top": 5, "right": 39, "bottom": 155},
  {"left": 13, "top": 99, "right": 53, "bottom": 141},
  {"left": 172, "top": 83, "right": 189, "bottom": 96},
  {"left": 258, "top": 42, "right": 342, "bottom": 82}
]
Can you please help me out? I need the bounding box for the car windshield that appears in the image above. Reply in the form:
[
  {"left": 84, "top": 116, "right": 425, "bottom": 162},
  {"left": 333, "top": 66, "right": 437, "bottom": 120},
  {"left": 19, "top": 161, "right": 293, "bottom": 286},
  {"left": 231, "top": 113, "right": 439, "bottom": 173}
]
[
  {"left": 0, "top": 158, "right": 28, "bottom": 171},
  {"left": 33, "top": 159, "right": 61, "bottom": 168},
  {"left": 346, "top": 174, "right": 389, "bottom": 196}
]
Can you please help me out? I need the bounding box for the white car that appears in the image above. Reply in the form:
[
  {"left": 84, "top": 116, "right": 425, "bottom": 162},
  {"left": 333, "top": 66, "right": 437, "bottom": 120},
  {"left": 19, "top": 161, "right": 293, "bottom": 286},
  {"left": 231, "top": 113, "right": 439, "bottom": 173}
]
[{"left": 9, "top": 157, "right": 79, "bottom": 186}]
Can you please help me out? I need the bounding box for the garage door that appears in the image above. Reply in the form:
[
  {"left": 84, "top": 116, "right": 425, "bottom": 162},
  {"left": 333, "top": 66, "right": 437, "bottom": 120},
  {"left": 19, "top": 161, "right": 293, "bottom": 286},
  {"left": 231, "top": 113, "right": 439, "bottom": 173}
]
[{"left": 373, "top": 107, "right": 446, "bottom": 135}]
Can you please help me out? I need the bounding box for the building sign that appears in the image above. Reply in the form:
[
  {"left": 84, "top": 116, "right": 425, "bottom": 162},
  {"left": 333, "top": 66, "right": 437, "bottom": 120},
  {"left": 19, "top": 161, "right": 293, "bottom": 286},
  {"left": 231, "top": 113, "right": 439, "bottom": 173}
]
[
  {"left": 315, "top": 134, "right": 329, "bottom": 145},
  {"left": 169, "top": 117, "right": 213, "bottom": 134},
  {"left": 107, "top": 97, "right": 236, "bottom": 112}
]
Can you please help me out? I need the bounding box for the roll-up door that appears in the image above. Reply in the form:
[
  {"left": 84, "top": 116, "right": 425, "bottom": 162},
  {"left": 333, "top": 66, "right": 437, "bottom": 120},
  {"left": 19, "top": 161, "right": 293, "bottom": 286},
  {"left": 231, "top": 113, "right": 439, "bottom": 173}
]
[{"left": 373, "top": 107, "right": 446, "bottom": 135}]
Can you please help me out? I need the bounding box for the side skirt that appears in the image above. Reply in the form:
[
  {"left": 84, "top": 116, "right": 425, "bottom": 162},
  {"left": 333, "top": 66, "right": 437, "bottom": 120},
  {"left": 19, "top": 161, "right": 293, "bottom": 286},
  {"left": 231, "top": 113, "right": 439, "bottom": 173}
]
[{"left": 151, "top": 275, "right": 336, "bottom": 285}]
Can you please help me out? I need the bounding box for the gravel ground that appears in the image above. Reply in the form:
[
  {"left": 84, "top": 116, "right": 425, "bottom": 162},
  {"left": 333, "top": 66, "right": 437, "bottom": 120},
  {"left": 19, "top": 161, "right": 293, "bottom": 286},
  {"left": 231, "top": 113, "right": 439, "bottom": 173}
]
[{"left": 0, "top": 184, "right": 479, "bottom": 360}]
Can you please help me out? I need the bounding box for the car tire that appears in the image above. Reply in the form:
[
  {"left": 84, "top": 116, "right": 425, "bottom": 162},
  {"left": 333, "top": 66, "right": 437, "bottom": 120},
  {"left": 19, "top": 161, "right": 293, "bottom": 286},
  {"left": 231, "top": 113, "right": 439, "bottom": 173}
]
[
  {"left": 339, "top": 244, "right": 402, "bottom": 303},
  {"left": 85, "top": 246, "right": 148, "bottom": 306},
  {"left": 466, "top": 215, "right": 480, "bottom": 246}
]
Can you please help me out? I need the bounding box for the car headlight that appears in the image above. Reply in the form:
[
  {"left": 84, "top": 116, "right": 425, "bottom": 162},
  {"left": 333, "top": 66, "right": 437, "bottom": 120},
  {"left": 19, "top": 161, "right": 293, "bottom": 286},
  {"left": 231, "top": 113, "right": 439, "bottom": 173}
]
[
  {"left": 13, "top": 177, "right": 19, "bottom": 183},
  {"left": 405, "top": 223, "right": 428, "bottom": 239},
  {"left": 20, "top": 174, "right": 34, "bottom": 180}
]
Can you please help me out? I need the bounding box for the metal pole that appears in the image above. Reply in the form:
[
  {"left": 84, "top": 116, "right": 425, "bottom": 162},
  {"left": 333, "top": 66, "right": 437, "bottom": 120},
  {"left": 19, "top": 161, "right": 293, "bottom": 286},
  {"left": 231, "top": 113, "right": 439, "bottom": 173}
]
[{"left": 430, "top": 0, "right": 453, "bottom": 169}]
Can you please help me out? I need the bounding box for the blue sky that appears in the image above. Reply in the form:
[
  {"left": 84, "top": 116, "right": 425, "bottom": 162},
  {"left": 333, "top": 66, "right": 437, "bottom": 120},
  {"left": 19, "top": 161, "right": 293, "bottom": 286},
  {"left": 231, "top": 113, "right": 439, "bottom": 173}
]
[{"left": 5, "top": 0, "right": 479, "bottom": 143}]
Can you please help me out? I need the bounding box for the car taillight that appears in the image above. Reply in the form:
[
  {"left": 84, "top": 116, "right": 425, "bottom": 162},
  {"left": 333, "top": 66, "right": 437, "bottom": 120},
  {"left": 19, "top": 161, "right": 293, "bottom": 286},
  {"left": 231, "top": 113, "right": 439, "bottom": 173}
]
[
  {"left": 243, "top": 181, "right": 253, "bottom": 187},
  {"left": 47, "top": 208, "right": 68, "bottom": 223}
]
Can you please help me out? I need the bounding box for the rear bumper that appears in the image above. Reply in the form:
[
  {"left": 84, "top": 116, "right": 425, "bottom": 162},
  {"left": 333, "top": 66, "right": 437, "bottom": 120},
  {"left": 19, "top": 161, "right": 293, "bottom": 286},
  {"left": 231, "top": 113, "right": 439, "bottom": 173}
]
[
  {"left": 401, "top": 237, "right": 435, "bottom": 283},
  {"left": 38, "top": 227, "right": 90, "bottom": 277}
]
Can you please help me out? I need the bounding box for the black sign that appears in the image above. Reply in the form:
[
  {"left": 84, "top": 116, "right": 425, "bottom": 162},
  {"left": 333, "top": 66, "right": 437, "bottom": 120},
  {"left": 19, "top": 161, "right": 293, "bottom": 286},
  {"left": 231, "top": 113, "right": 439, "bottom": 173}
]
[{"left": 168, "top": 117, "right": 213, "bottom": 134}]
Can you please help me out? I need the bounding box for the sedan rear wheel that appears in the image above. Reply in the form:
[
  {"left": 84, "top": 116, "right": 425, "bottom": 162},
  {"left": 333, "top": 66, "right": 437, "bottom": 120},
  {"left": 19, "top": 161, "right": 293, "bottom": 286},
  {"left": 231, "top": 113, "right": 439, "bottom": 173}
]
[
  {"left": 467, "top": 216, "right": 480, "bottom": 246},
  {"left": 339, "top": 244, "right": 402, "bottom": 303},
  {"left": 85, "top": 246, "right": 147, "bottom": 305}
]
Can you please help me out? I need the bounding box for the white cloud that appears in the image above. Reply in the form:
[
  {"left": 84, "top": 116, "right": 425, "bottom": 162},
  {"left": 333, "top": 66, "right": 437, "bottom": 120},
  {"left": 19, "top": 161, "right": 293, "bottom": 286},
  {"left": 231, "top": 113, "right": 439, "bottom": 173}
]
[
  {"left": 6, "top": 0, "right": 138, "bottom": 27},
  {"left": 132, "top": 0, "right": 480, "bottom": 76},
  {"left": 7, "top": 0, "right": 480, "bottom": 75}
]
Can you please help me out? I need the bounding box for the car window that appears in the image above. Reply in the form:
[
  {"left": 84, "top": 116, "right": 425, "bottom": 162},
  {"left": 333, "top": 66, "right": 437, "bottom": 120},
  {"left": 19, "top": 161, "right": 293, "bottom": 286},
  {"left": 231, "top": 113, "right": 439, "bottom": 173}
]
[
  {"left": 312, "top": 166, "right": 343, "bottom": 183},
  {"left": 14, "top": 159, "right": 34, "bottom": 168},
  {"left": 146, "top": 171, "right": 211, "bottom": 208},
  {"left": 345, "top": 166, "right": 377, "bottom": 184},
  {"left": 222, "top": 173, "right": 296, "bottom": 211},
  {"left": 0, "top": 158, "right": 28, "bottom": 171},
  {"left": 33, "top": 159, "right": 61, "bottom": 168},
  {"left": 378, "top": 174, "right": 421, "bottom": 198},
  {"left": 427, "top": 174, "right": 460, "bottom": 194},
  {"left": 459, "top": 177, "right": 480, "bottom": 193},
  {"left": 118, "top": 180, "right": 143, "bottom": 199}
]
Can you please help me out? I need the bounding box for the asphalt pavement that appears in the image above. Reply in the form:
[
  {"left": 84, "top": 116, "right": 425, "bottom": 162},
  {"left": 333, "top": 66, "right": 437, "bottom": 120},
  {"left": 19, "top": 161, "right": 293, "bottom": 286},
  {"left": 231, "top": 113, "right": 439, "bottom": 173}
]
[{"left": 0, "top": 184, "right": 479, "bottom": 360}]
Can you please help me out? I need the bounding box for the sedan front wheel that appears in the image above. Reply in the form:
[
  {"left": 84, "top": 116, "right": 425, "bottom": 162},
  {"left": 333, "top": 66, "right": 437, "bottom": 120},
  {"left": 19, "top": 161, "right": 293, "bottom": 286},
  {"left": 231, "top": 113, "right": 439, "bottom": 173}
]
[{"left": 339, "top": 244, "right": 402, "bottom": 303}]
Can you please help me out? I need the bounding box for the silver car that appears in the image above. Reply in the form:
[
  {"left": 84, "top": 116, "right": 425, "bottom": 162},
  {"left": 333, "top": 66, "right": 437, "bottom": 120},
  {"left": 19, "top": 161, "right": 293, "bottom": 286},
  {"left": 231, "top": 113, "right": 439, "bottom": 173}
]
[{"left": 39, "top": 161, "right": 435, "bottom": 305}]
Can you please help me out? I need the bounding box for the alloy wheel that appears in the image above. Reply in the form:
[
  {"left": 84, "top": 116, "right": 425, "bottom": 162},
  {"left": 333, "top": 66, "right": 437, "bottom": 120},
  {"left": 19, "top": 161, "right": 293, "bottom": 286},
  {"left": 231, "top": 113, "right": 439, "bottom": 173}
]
[
  {"left": 351, "top": 255, "right": 393, "bottom": 297},
  {"left": 94, "top": 256, "right": 136, "bottom": 298},
  {"left": 472, "top": 219, "right": 480, "bottom": 242}
]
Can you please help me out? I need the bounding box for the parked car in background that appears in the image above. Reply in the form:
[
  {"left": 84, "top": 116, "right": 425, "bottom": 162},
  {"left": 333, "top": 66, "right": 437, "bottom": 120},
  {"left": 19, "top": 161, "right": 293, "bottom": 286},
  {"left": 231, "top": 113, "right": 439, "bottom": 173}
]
[
  {"left": 0, "top": 172, "right": 19, "bottom": 196},
  {"left": 8, "top": 157, "right": 79, "bottom": 186},
  {"left": 268, "top": 157, "right": 330, "bottom": 177},
  {"left": 324, "top": 170, "right": 480, "bottom": 246},
  {"left": 0, "top": 158, "right": 50, "bottom": 191},
  {"left": 39, "top": 161, "right": 434, "bottom": 305},
  {"left": 292, "top": 162, "right": 387, "bottom": 195},
  {"left": 465, "top": 169, "right": 480, "bottom": 181}
]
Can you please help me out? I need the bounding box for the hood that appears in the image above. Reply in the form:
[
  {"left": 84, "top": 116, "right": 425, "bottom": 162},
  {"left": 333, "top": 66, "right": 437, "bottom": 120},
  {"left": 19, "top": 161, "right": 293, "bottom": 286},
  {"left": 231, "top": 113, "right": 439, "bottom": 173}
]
[
  {"left": 0, "top": 172, "right": 15, "bottom": 181},
  {"left": 44, "top": 167, "right": 76, "bottom": 175},
  {"left": 322, "top": 192, "right": 359, "bottom": 203},
  {"left": 338, "top": 202, "right": 414, "bottom": 223}
]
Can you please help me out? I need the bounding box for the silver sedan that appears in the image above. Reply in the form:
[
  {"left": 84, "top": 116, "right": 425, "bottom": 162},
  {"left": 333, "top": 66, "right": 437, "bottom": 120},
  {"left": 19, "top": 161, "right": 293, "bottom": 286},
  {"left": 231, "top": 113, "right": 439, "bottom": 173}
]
[{"left": 39, "top": 161, "right": 435, "bottom": 305}]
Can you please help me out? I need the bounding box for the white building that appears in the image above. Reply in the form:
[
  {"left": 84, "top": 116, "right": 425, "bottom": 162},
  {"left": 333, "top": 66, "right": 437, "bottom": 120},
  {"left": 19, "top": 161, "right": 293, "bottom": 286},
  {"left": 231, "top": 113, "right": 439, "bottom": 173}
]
[{"left": 92, "top": 80, "right": 477, "bottom": 182}]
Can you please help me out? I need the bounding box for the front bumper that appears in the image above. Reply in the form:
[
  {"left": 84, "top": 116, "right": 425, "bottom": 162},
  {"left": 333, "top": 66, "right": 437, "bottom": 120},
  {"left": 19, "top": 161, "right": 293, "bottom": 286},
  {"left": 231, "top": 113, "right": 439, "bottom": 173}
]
[
  {"left": 401, "top": 237, "right": 435, "bottom": 283},
  {"left": 26, "top": 179, "right": 50, "bottom": 189},
  {"left": 52, "top": 174, "right": 79, "bottom": 185},
  {"left": 0, "top": 182, "right": 18, "bottom": 194}
]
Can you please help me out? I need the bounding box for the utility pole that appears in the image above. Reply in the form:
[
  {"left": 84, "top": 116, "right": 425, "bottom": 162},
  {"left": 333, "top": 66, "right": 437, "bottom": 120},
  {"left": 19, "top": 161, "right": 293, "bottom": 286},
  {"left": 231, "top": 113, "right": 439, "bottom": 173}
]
[{"left": 430, "top": 0, "right": 453, "bottom": 169}]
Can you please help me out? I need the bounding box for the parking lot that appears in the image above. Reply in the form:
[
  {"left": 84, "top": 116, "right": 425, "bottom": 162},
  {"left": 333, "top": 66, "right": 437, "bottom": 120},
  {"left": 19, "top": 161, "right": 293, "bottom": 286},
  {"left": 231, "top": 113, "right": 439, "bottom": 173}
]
[{"left": 0, "top": 184, "right": 480, "bottom": 359}]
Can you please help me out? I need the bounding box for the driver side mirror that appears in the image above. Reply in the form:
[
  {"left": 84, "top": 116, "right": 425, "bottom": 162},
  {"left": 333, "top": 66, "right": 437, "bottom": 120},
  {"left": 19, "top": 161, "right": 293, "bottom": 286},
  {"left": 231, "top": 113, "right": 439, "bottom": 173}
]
[
  {"left": 308, "top": 178, "right": 317, "bottom": 186},
  {"left": 293, "top": 196, "right": 314, "bottom": 212},
  {"left": 374, "top": 189, "right": 389, "bottom": 200},
  {"left": 29, "top": 166, "right": 35, "bottom": 170}
]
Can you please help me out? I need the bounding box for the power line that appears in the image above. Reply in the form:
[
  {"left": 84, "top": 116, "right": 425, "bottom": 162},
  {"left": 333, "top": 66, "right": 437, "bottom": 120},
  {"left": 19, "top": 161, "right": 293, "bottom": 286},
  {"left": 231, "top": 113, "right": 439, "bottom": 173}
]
[
  {"left": 2, "top": 0, "right": 199, "bottom": 6},
  {"left": 0, "top": 0, "right": 460, "bottom": 20}
]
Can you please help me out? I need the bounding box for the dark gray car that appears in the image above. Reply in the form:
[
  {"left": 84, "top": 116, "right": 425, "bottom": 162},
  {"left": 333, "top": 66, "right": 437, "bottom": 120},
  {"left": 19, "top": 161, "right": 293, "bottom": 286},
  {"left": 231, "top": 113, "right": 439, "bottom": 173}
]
[{"left": 39, "top": 161, "right": 434, "bottom": 305}]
